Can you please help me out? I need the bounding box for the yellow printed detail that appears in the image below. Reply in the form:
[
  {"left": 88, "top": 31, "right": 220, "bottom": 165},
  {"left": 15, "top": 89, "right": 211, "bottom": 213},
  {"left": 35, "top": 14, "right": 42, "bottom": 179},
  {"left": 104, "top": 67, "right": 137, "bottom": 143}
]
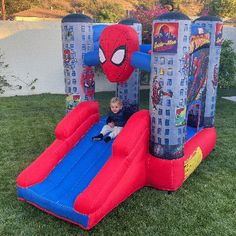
[
  {"left": 153, "top": 39, "right": 177, "bottom": 50},
  {"left": 184, "top": 147, "right": 203, "bottom": 180}
]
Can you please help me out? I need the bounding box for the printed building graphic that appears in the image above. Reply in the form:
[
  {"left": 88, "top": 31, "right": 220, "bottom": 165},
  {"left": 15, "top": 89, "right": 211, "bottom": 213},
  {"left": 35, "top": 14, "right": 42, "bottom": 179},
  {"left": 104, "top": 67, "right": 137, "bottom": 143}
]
[
  {"left": 150, "top": 13, "right": 191, "bottom": 159},
  {"left": 61, "top": 14, "right": 95, "bottom": 112}
]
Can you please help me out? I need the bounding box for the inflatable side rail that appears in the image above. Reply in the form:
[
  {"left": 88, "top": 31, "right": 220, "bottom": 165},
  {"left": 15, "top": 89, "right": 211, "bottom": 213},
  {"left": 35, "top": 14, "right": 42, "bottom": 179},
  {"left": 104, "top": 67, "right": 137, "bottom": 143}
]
[
  {"left": 17, "top": 101, "right": 99, "bottom": 188},
  {"left": 112, "top": 110, "right": 150, "bottom": 157},
  {"left": 55, "top": 101, "right": 99, "bottom": 140},
  {"left": 73, "top": 110, "right": 150, "bottom": 228}
]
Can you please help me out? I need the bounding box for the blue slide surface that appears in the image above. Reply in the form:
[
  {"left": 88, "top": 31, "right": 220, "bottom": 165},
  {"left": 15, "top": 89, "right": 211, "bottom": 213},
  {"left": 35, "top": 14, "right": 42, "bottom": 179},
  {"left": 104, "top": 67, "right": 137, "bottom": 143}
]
[{"left": 17, "top": 117, "right": 113, "bottom": 227}]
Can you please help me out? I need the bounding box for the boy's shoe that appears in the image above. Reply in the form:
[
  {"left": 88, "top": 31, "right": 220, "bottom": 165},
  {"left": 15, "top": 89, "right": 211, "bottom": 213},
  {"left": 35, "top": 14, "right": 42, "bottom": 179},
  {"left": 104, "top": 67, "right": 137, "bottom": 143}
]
[
  {"left": 92, "top": 133, "right": 103, "bottom": 141},
  {"left": 104, "top": 136, "right": 111, "bottom": 143}
]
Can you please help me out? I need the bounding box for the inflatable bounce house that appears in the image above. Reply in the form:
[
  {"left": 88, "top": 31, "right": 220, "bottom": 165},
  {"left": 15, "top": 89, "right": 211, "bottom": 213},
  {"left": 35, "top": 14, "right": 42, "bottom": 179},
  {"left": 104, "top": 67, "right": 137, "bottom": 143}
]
[{"left": 17, "top": 12, "right": 223, "bottom": 229}]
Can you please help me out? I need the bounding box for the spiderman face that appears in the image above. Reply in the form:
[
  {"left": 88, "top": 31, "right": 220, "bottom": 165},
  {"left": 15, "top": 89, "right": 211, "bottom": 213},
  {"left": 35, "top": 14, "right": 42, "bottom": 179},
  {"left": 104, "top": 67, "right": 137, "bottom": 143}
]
[{"left": 99, "top": 24, "right": 139, "bottom": 83}]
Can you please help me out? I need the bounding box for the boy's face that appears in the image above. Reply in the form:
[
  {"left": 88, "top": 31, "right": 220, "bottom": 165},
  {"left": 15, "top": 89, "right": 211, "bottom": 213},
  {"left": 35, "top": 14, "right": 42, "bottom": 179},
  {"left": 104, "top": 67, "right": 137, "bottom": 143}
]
[{"left": 110, "top": 102, "right": 122, "bottom": 114}]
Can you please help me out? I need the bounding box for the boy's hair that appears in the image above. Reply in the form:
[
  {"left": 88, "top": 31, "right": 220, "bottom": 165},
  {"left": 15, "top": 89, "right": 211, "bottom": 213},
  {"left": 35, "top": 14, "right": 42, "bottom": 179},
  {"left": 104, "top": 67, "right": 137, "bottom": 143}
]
[{"left": 110, "top": 97, "right": 123, "bottom": 106}]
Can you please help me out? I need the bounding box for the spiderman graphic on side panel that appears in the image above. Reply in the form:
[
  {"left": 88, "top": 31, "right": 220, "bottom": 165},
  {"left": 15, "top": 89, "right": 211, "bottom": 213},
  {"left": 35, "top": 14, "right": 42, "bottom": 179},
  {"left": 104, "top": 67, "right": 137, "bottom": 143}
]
[
  {"left": 151, "top": 76, "right": 173, "bottom": 110},
  {"left": 63, "top": 49, "right": 71, "bottom": 65},
  {"left": 80, "top": 67, "right": 95, "bottom": 99}
]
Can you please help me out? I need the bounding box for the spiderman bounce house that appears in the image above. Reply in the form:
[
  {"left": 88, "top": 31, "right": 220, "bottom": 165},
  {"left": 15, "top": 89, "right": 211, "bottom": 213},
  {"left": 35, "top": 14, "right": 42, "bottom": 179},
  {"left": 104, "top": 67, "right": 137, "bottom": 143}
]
[{"left": 17, "top": 12, "right": 223, "bottom": 229}]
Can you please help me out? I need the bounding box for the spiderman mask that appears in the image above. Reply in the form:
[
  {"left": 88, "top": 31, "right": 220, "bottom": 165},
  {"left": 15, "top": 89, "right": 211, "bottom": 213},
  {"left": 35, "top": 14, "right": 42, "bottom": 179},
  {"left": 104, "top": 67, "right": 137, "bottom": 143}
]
[{"left": 99, "top": 24, "right": 139, "bottom": 83}]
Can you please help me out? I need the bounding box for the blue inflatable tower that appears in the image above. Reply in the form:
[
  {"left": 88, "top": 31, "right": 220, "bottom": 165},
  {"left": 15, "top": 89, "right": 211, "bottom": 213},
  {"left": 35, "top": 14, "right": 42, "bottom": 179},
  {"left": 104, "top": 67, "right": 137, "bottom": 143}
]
[
  {"left": 194, "top": 16, "right": 223, "bottom": 127},
  {"left": 117, "top": 18, "right": 142, "bottom": 116},
  {"left": 61, "top": 14, "right": 95, "bottom": 112},
  {"left": 149, "top": 12, "right": 191, "bottom": 159}
]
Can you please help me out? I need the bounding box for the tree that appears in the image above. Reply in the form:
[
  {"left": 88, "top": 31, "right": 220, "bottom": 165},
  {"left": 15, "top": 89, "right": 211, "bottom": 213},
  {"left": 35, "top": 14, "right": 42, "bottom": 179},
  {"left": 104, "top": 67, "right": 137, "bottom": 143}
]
[
  {"left": 209, "top": 0, "right": 236, "bottom": 18},
  {"left": 136, "top": 0, "right": 156, "bottom": 9},
  {"left": 95, "top": 2, "right": 125, "bottom": 23},
  {"left": 2, "top": 0, "right": 40, "bottom": 17},
  {"left": 130, "top": 5, "right": 169, "bottom": 43},
  {"left": 72, "top": 0, "right": 125, "bottom": 22},
  {"left": 1, "top": 0, "right": 6, "bottom": 20},
  {"left": 159, "top": 0, "right": 175, "bottom": 10},
  {"left": 219, "top": 40, "right": 236, "bottom": 88}
]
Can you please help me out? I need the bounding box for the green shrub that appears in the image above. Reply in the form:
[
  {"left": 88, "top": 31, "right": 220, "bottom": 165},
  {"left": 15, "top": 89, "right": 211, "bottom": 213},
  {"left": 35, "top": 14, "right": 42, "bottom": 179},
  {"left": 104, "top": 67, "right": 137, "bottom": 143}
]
[
  {"left": 209, "top": 0, "right": 236, "bottom": 18},
  {"left": 0, "top": 53, "right": 11, "bottom": 94},
  {"left": 4, "top": 0, "right": 40, "bottom": 16},
  {"left": 219, "top": 40, "right": 236, "bottom": 88},
  {"left": 95, "top": 2, "right": 125, "bottom": 23}
]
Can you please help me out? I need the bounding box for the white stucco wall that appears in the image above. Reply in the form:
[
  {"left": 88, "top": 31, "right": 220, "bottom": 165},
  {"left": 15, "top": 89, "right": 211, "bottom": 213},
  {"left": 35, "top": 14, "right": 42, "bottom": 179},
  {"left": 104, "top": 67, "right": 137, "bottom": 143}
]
[
  {"left": 0, "top": 21, "right": 63, "bottom": 96},
  {"left": 0, "top": 21, "right": 235, "bottom": 97},
  {"left": 0, "top": 21, "right": 115, "bottom": 97}
]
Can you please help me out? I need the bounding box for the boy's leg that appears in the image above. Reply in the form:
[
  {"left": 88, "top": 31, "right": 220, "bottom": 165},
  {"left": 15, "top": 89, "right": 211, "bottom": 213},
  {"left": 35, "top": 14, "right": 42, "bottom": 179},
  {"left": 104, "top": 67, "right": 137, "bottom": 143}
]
[
  {"left": 104, "top": 127, "right": 123, "bottom": 142},
  {"left": 109, "top": 127, "right": 123, "bottom": 139},
  {"left": 101, "top": 125, "right": 113, "bottom": 135},
  {"left": 92, "top": 125, "right": 113, "bottom": 141}
]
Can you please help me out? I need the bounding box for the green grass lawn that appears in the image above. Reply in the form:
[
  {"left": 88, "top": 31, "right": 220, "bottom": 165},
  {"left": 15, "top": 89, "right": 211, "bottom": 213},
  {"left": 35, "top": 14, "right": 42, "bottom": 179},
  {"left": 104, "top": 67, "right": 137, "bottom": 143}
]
[{"left": 0, "top": 89, "right": 235, "bottom": 236}]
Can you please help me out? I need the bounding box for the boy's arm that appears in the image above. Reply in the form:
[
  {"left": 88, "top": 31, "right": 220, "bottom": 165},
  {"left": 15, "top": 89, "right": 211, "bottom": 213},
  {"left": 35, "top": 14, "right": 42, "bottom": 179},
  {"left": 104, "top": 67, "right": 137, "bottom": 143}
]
[{"left": 106, "top": 116, "right": 113, "bottom": 124}]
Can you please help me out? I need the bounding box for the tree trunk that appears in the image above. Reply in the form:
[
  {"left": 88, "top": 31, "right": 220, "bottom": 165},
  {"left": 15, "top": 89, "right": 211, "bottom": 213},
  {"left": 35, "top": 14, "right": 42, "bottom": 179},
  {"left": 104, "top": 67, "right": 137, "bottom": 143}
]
[{"left": 1, "top": 0, "right": 6, "bottom": 20}]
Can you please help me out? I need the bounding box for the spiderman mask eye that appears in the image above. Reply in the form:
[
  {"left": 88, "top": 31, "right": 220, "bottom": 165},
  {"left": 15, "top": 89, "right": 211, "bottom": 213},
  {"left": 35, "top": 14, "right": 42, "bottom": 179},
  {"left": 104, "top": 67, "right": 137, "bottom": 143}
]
[
  {"left": 111, "top": 46, "right": 126, "bottom": 66},
  {"left": 99, "top": 47, "right": 106, "bottom": 64}
]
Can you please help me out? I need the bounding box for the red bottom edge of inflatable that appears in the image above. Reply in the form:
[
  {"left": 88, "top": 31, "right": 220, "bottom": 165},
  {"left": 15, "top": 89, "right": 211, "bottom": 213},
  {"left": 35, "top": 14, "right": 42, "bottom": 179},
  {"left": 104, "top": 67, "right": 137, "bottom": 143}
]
[
  {"left": 146, "top": 127, "right": 217, "bottom": 191},
  {"left": 18, "top": 198, "right": 89, "bottom": 230}
]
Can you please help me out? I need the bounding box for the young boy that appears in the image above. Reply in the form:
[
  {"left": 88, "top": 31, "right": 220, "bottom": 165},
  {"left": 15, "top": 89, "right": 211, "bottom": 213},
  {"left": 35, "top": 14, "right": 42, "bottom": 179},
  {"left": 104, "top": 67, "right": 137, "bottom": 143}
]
[{"left": 92, "top": 97, "right": 126, "bottom": 142}]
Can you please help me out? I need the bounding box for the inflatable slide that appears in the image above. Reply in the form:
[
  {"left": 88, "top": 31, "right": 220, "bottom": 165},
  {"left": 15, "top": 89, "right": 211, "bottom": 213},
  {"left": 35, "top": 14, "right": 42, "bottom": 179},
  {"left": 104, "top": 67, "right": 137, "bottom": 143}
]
[{"left": 17, "top": 102, "right": 150, "bottom": 229}]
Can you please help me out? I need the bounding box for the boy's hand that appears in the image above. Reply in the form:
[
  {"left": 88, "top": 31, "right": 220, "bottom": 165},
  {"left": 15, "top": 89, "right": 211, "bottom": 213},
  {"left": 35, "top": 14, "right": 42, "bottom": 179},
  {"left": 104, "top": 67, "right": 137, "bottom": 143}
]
[{"left": 108, "top": 122, "right": 115, "bottom": 128}]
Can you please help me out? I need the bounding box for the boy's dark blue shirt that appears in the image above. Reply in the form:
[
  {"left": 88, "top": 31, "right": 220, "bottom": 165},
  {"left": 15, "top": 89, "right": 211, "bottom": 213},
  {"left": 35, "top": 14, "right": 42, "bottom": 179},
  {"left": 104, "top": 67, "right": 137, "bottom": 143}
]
[{"left": 106, "top": 108, "right": 127, "bottom": 127}]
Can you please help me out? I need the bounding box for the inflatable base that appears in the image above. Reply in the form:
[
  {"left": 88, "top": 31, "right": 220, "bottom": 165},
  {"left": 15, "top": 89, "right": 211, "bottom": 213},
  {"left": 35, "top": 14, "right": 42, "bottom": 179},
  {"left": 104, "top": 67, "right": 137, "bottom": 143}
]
[{"left": 17, "top": 102, "right": 216, "bottom": 229}]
